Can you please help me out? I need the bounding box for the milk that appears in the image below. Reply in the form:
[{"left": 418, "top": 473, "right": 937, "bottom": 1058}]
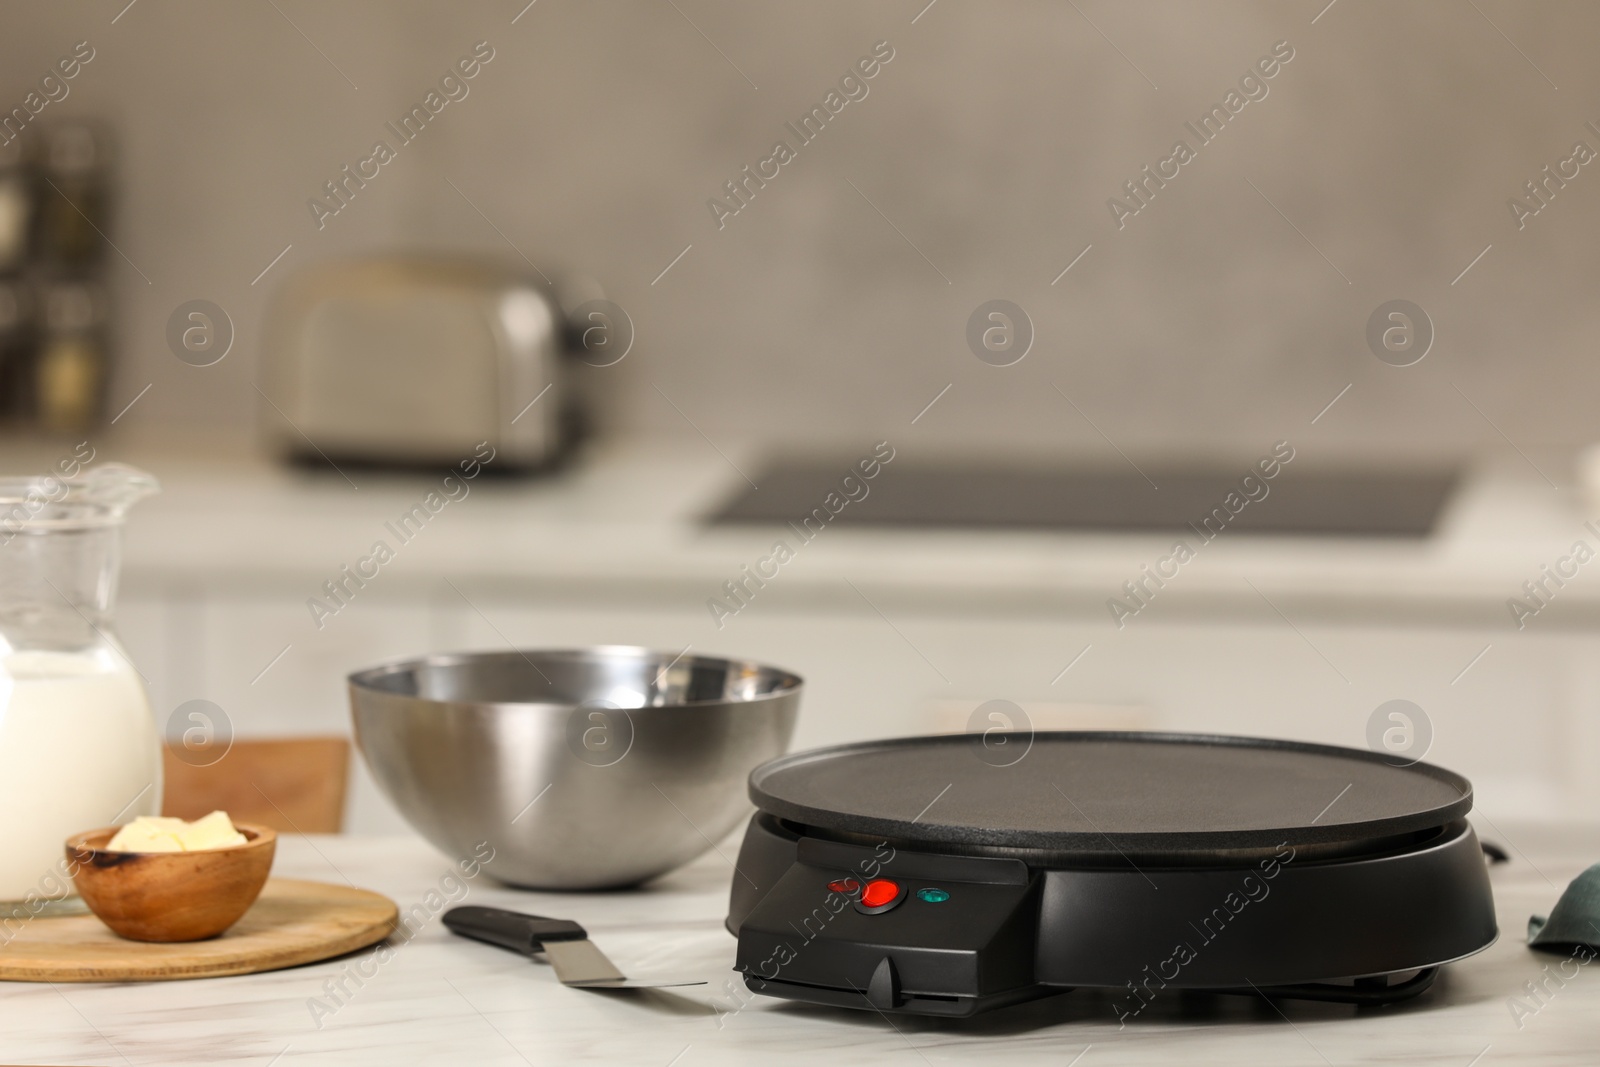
[{"left": 0, "top": 649, "right": 161, "bottom": 902}]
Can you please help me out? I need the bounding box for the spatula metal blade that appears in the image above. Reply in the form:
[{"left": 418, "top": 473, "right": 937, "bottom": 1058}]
[{"left": 542, "top": 939, "right": 705, "bottom": 989}]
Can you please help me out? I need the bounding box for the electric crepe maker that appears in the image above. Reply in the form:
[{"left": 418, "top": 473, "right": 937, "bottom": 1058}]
[{"left": 726, "top": 732, "right": 1497, "bottom": 1017}]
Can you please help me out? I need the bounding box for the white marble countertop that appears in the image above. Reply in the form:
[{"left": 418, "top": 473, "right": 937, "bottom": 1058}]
[
  {"left": 4, "top": 826, "right": 1599, "bottom": 1065},
  {"left": 0, "top": 430, "right": 1588, "bottom": 626}
]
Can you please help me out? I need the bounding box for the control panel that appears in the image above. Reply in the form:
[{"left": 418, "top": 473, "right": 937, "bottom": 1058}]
[{"left": 733, "top": 844, "right": 1043, "bottom": 1016}]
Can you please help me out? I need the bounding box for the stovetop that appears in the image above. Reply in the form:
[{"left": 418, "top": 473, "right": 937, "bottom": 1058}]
[{"left": 709, "top": 461, "right": 1458, "bottom": 538}]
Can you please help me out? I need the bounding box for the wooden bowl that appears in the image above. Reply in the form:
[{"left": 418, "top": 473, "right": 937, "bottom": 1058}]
[{"left": 65, "top": 824, "right": 277, "bottom": 942}]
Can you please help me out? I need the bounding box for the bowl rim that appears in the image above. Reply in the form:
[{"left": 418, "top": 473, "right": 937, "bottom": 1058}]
[
  {"left": 346, "top": 645, "right": 804, "bottom": 709},
  {"left": 66, "top": 822, "right": 278, "bottom": 856}
]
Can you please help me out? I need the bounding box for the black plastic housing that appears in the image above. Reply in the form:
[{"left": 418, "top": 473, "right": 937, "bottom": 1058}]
[{"left": 728, "top": 813, "right": 1497, "bottom": 1017}]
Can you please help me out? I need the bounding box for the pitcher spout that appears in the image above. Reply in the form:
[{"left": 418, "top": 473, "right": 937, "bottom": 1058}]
[{"left": 0, "top": 462, "right": 159, "bottom": 537}]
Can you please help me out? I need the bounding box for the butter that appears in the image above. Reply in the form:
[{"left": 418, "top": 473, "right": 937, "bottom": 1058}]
[
  {"left": 177, "top": 811, "right": 250, "bottom": 850},
  {"left": 103, "top": 816, "right": 186, "bottom": 852},
  {"left": 106, "top": 811, "right": 248, "bottom": 852}
]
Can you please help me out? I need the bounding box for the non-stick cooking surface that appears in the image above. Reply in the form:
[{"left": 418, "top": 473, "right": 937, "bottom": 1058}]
[{"left": 749, "top": 732, "right": 1473, "bottom": 852}]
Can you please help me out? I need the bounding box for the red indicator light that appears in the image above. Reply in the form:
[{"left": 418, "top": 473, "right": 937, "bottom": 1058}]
[
  {"left": 827, "top": 878, "right": 861, "bottom": 894},
  {"left": 860, "top": 879, "right": 900, "bottom": 908}
]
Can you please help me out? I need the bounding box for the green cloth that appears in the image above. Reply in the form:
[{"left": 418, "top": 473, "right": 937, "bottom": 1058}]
[{"left": 1529, "top": 862, "right": 1600, "bottom": 951}]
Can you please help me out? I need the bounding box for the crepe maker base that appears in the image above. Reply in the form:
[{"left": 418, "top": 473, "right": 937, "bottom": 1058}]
[{"left": 727, "top": 732, "right": 1498, "bottom": 1018}]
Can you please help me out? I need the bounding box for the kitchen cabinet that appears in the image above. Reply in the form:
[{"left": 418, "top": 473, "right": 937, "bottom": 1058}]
[
  {"left": 36, "top": 436, "right": 1583, "bottom": 833},
  {"left": 119, "top": 581, "right": 1592, "bottom": 834}
]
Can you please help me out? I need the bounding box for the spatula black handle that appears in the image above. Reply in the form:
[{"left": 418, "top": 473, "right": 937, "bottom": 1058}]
[{"left": 442, "top": 906, "right": 589, "bottom": 956}]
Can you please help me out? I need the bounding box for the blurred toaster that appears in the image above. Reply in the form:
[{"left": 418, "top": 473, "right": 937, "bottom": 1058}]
[{"left": 260, "top": 257, "right": 574, "bottom": 469}]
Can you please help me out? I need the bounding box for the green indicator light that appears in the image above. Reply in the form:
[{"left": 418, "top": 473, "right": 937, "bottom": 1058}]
[{"left": 916, "top": 888, "right": 950, "bottom": 903}]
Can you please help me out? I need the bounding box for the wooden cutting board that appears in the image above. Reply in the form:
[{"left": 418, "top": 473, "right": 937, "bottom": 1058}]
[{"left": 0, "top": 878, "right": 398, "bottom": 982}]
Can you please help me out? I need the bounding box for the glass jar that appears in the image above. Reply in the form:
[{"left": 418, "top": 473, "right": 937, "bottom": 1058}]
[
  {"left": 36, "top": 280, "right": 106, "bottom": 432},
  {"left": 39, "top": 123, "right": 110, "bottom": 268},
  {"left": 0, "top": 462, "right": 160, "bottom": 905},
  {"left": 0, "top": 137, "right": 31, "bottom": 273}
]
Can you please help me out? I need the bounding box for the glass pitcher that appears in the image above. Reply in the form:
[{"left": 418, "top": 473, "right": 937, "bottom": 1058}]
[{"left": 0, "top": 462, "right": 160, "bottom": 907}]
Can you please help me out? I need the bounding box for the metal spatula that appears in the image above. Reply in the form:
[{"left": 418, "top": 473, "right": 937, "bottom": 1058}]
[{"left": 442, "top": 906, "right": 705, "bottom": 989}]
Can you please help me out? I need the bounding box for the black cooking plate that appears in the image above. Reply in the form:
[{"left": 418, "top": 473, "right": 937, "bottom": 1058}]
[{"left": 749, "top": 732, "right": 1472, "bottom": 853}]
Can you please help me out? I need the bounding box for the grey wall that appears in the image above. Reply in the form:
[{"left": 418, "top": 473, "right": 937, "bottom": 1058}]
[{"left": 4, "top": 0, "right": 1597, "bottom": 463}]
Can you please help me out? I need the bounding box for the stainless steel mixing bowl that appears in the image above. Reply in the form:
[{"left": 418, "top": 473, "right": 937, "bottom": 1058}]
[{"left": 349, "top": 647, "right": 802, "bottom": 889}]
